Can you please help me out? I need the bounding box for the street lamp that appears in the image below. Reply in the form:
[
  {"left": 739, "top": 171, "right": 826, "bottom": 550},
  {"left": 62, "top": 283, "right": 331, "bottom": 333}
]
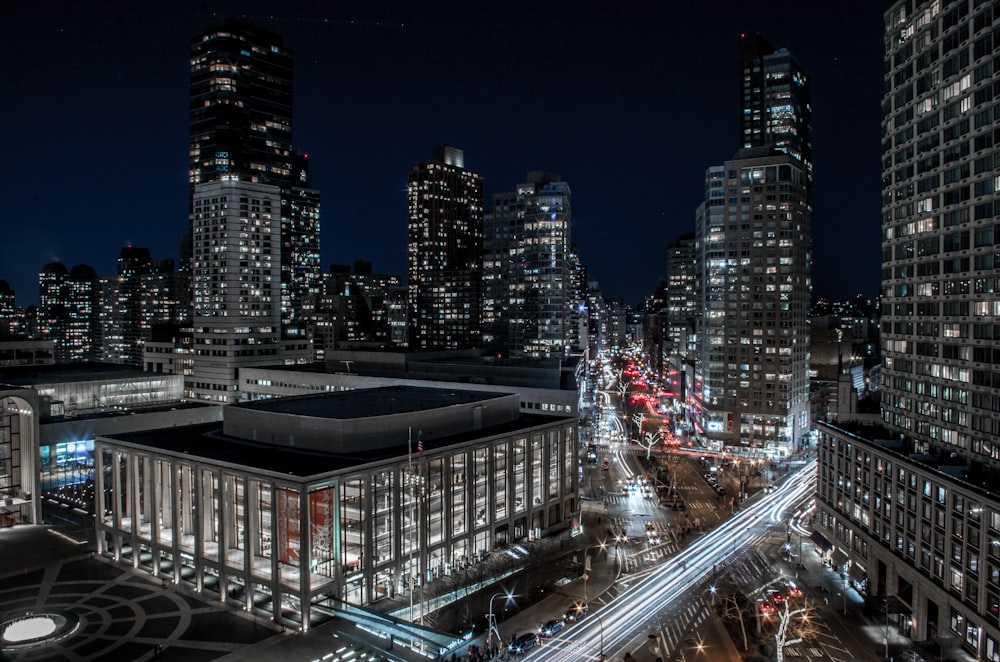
[
  {"left": 591, "top": 608, "right": 606, "bottom": 661},
  {"left": 582, "top": 541, "right": 608, "bottom": 604},
  {"left": 487, "top": 591, "right": 515, "bottom": 653},
  {"left": 678, "top": 636, "right": 705, "bottom": 661}
]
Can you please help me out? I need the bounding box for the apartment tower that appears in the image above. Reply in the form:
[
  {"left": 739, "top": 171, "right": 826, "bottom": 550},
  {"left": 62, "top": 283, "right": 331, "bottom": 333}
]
[
  {"left": 813, "top": 2, "right": 1000, "bottom": 658},
  {"left": 484, "top": 172, "right": 575, "bottom": 359},
  {"left": 189, "top": 18, "right": 320, "bottom": 339},
  {"left": 406, "top": 146, "right": 484, "bottom": 350}
]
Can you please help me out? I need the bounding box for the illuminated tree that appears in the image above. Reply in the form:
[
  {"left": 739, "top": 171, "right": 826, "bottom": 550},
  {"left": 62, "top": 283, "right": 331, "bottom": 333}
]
[{"left": 773, "top": 598, "right": 821, "bottom": 662}]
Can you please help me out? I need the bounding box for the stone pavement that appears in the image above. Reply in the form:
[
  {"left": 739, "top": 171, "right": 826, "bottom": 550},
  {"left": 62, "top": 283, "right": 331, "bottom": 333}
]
[{"left": 0, "top": 525, "right": 281, "bottom": 662}]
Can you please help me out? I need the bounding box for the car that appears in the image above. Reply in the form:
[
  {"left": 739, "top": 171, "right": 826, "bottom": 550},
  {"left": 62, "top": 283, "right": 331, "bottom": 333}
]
[
  {"left": 780, "top": 579, "right": 802, "bottom": 598},
  {"left": 757, "top": 597, "right": 776, "bottom": 615},
  {"left": 766, "top": 589, "right": 786, "bottom": 608},
  {"left": 509, "top": 632, "right": 539, "bottom": 653},
  {"left": 539, "top": 619, "right": 564, "bottom": 637}
]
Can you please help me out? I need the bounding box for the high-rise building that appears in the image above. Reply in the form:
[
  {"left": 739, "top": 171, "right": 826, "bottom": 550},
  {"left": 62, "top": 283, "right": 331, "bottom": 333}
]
[
  {"left": 100, "top": 247, "right": 153, "bottom": 365},
  {"left": 813, "top": 3, "right": 1000, "bottom": 657},
  {"left": 739, "top": 33, "right": 812, "bottom": 178},
  {"left": 0, "top": 281, "right": 14, "bottom": 337},
  {"left": 189, "top": 18, "right": 293, "bottom": 191},
  {"left": 687, "top": 34, "right": 813, "bottom": 453},
  {"left": 484, "top": 172, "right": 576, "bottom": 359},
  {"left": 304, "top": 262, "right": 407, "bottom": 359},
  {"left": 407, "top": 146, "right": 483, "bottom": 350},
  {"left": 665, "top": 232, "right": 698, "bottom": 360},
  {"left": 39, "top": 262, "right": 100, "bottom": 364},
  {"left": 190, "top": 180, "right": 282, "bottom": 402},
  {"left": 879, "top": 0, "right": 998, "bottom": 459},
  {"left": 189, "top": 18, "right": 320, "bottom": 338},
  {"left": 694, "top": 149, "right": 812, "bottom": 451},
  {"left": 100, "top": 248, "right": 189, "bottom": 366}
]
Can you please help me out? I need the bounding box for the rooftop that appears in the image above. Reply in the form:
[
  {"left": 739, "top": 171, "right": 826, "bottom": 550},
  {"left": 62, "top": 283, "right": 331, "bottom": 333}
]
[
  {"left": 820, "top": 420, "right": 1000, "bottom": 500},
  {"left": 0, "top": 362, "right": 157, "bottom": 386},
  {"left": 104, "top": 409, "right": 562, "bottom": 480},
  {"left": 234, "top": 385, "right": 503, "bottom": 419}
]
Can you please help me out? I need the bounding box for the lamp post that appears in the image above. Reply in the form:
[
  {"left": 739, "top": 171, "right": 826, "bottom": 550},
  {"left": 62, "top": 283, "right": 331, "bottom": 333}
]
[
  {"left": 883, "top": 595, "right": 890, "bottom": 661},
  {"left": 591, "top": 608, "right": 606, "bottom": 661},
  {"left": 487, "top": 592, "right": 514, "bottom": 653},
  {"left": 582, "top": 541, "right": 607, "bottom": 604}
]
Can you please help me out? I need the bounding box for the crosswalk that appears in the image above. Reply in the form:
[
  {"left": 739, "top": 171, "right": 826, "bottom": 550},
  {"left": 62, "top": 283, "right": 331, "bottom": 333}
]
[
  {"left": 592, "top": 533, "right": 863, "bottom": 662},
  {"left": 638, "top": 543, "right": 680, "bottom": 563},
  {"left": 602, "top": 493, "right": 720, "bottom": 512}
]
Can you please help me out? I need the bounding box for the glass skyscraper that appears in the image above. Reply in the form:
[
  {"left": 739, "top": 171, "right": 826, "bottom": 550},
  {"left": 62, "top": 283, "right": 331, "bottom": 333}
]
[{"left": 740, "top": 32, "right": 813, "bottom": 179}]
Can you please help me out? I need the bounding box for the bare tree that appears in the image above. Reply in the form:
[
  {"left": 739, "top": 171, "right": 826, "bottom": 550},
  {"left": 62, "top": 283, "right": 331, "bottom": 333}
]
[
  {"left": 717, "top": 592, "right": 752, "bottom": 652},
  {"left": 774, "top": 598, "right": 821, "bottom": 662}
]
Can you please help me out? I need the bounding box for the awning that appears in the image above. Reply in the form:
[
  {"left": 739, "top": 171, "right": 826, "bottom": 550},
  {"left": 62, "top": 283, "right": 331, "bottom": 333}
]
[
  {"left": 810, "top": 530, "right": 832, "bottom": 552},
  {"left": 832, "top": 549, "right": 849, "bottom": 566},
  {"left": 849, "top": 563, "right": 867, "bottom": 581}
]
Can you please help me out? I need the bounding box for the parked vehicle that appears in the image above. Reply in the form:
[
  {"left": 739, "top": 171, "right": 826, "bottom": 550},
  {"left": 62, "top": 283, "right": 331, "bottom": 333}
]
[
  {"left": 509, "top": 632, "right": 539, "bottom": 653},
  {"left": 539, "top": 619, "right": 564, "bottom": 637},
  {"left": 563, "top": 602, "right": 589, "bottom": 622}
]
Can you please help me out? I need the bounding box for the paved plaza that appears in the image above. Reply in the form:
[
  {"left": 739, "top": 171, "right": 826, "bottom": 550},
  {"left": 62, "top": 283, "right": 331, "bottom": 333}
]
[{"left": 0, "top": 526, "right": 281, "bottom": 661}]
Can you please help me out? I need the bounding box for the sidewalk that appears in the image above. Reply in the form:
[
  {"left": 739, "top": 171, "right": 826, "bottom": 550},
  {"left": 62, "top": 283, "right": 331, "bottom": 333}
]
[{"left": 771, "top": 521, "right": 976, "bottom": 662}]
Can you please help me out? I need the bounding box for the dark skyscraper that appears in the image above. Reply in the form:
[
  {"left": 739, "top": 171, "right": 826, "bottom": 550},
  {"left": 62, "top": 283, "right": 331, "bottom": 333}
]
[
  {"left": 188, "top": 18, "right": 320, "bottom": 338},
  {"left": 689, "top": 33, "right": 814, "bottom": 452},
  {"left": 407, "top": 146, "right": 483, "bottom": 350},
  {"left": 189, "top": 19, "right": 293, "bottom": 189},
  {"left": 739, "top": 33, "right": 812, "bottom": 179}
]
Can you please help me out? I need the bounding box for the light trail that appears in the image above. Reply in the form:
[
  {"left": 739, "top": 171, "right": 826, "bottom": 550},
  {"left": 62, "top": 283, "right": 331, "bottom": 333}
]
[{"left": 529, "top": 462, "right": 818, "bottom": 661}]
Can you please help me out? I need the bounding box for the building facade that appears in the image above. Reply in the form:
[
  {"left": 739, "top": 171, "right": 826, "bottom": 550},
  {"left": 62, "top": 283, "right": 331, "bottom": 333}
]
[
  {"left": 38, "top": 262, "right": 101, "bottom": 365},
  {"left": 665, "top": 232, "right": 698, "bottom": 361},
  {"left": 694, "top": 150, "right": 812, "bottom": 452},
  {"left": 484, "top": 172, "right": 576, "bottom": 359},
  {"left": 304, "top": 263, "right": 407, "bottom": 360},
  {"left": 190, "top": 180, "right": 283, "bottom": 403},
  {"left": 95, "top": 387, "right": 577, "bottom": 634},
  {"left": 881, "top": 0, "right": 1000, "bottom": 458},
  {"left": 0, "top": 388, "right": 41, "bottom": 527},
  {"left": 811, "top": 3, "right": 1000, "bottom": 660},
  {"left": 817, "top": 421, "right": 1000, "bottom": 661},
  {"left": 189, "top": 18, "right": 320, "bottom": 338},
  {"left": 407, "top": 146, "right": 484, "bottom": 350},
  {"left": 740, "top": 32, "right": 812, "bottom": 178}
]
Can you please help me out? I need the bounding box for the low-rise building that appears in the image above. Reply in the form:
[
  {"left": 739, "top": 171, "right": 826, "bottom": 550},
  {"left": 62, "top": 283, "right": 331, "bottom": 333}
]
[
  {"left": 95, "top": 386, "right": 578, "bottom": 631},
  {"left": 816, "top": 420, "right": 1000, "bottom": 659}
]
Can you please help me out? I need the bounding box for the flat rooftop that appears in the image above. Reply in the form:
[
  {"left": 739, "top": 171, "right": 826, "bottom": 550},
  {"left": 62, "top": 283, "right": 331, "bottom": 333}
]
[
  {"left": 104, "top": 410, "right": 564, "bottom": 479},
  {"left": 234, "top": 385, "right": 504, "bottom": 419},
  {"left": 0, "top": 362, "right": 161, "bottom": 386},
  {"left": 821, "top": 420, "right": 1000, "bottom": 499}
]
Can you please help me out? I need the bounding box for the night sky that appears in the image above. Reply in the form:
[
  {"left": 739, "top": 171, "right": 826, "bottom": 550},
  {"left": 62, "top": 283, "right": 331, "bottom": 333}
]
[{"left": 4, "top": 1, "right": 887, "bottom": 308}]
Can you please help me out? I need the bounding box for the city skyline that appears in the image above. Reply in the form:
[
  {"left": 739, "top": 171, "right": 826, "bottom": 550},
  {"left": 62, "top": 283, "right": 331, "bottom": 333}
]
[{"left": 4, "top": 1, "right": 886, "bottom": 307}]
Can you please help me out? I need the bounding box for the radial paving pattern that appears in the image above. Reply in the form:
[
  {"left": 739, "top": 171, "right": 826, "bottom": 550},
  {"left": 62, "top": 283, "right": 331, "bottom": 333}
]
[{"left": 0, "top": 558, "right": 279, "bottom": 661}]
